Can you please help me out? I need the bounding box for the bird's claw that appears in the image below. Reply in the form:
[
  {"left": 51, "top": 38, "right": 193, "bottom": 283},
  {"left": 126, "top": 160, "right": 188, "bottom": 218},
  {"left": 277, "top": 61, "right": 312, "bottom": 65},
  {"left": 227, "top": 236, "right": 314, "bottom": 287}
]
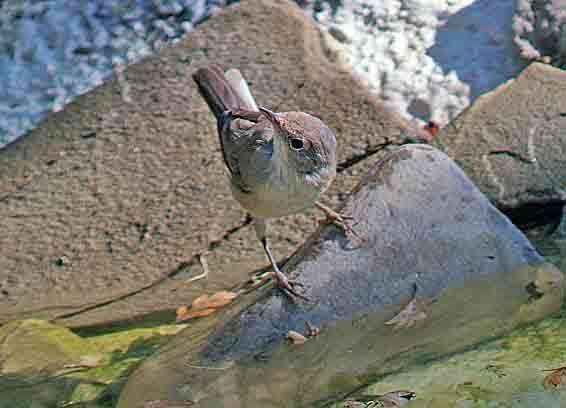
[
  {"left": 248, "top": 271, "right": 308, "bottom": 302},
  {"left": 315, "top": 202, "right": 363, "bottom": 244},
  {"left": 275, "top": 272, "right": 309, "bottom": 302}
]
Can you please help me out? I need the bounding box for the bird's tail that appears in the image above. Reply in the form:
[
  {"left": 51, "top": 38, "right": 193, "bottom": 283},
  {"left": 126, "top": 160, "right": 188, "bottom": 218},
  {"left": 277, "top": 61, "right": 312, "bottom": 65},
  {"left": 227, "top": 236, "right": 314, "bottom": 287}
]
[{"left": 192, "top": 64, "right": 258, "bottom": 121}]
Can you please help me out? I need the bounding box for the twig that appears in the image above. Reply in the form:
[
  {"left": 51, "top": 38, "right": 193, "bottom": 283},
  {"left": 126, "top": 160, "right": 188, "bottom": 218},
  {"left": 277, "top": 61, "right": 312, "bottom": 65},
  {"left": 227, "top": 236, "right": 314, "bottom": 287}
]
[{"left": 186, "top": 252, "right": 210, "bottom": 283}]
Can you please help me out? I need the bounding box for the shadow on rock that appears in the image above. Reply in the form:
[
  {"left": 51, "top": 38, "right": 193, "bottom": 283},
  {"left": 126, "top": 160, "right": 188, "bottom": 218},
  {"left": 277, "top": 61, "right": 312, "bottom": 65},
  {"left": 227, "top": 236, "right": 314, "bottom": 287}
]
[
  {"left": 117, "top": 145, "right": 563, "bottom": 408},
  {"left": 427, "top": 0, "right": 525, "bottom": 101}
]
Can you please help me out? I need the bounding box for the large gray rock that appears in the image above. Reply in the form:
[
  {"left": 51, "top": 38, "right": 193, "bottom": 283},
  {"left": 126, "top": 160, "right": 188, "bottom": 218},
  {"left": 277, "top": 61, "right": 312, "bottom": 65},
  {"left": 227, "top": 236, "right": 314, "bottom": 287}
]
[
  {"left": 0, "top": 0, "right": 422, "bottom": 328},
  {"left": 117, "top": 145, "right": 563, "bottom": 408},
  {"left": 434, "top": 62, "right": 566, "bottom": 227},
  {"left": 513, "top": 0, "right": 566, "bottom": 67}
]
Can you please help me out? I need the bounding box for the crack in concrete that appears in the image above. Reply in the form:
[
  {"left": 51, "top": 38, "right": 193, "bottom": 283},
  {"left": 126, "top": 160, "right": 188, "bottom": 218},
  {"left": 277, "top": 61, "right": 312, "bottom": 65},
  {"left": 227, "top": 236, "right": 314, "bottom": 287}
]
[
  {"left": 487, "top": 149, "right": 536, "bottom": 164},
  {"left": 52, "top": 215, "right": 253, "bottom": 322}
]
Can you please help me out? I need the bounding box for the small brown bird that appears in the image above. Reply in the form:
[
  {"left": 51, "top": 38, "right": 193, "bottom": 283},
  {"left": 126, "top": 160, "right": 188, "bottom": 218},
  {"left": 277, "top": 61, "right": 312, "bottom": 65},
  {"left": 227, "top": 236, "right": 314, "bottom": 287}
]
[{"left": 193, "top": 65, "right": 350, "bottom": 299}]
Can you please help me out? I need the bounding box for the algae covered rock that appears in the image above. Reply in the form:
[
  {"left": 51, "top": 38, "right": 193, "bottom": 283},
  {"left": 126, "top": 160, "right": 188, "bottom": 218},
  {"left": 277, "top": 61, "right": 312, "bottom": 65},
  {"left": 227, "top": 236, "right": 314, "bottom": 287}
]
[
  {"left": 117, "top": 145, "right": 563, "bottom": 408},
  {"left": 0, "top": 319, "right": 186, "bottom": 408},
  {"left": 348, "top": 317, "right": 566, "bottom": 407}
]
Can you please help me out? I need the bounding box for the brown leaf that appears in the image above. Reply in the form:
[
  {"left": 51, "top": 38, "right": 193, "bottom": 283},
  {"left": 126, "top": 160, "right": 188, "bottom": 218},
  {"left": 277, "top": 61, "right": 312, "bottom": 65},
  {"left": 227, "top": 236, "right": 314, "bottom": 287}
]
[
  {"left": 176, "top": 306, "right": 216, "bottom": 322},
  {"left": 176, "top": 291, "right": 239, "bottom": 322},
  {"left": 543, "top": 366, "right": 566, "bottom": 389},
  {"left": 190, "top": 294, "right": 213, "bottom": 311},
  {"left": 202, "top": 291, "right": 239, "bottom": 308},
  {"left": 385, "top": 297, "right": 427, "bottom": 330},
  {"left": 287, "top": 330, "right": 308, "bottom": 345}
]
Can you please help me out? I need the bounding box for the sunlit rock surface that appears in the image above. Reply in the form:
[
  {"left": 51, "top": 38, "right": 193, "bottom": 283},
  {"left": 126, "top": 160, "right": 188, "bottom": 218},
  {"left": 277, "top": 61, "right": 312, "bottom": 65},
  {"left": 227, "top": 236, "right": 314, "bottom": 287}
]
[
  {"left": 434, "top": 62, "right": 566, "bottom": 226},
  {"left": 0, "top": 0, "right": 422, "bottom": 329}
]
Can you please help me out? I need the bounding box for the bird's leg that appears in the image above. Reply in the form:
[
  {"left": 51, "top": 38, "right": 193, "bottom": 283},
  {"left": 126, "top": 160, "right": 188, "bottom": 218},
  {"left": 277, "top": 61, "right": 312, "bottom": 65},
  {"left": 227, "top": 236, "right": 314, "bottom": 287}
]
[
  {"left": 314, "top": 201, "right": 360, "bottom": 241},
  {"left": 254, "top": 219, "right": 308, "bottom": 301}
]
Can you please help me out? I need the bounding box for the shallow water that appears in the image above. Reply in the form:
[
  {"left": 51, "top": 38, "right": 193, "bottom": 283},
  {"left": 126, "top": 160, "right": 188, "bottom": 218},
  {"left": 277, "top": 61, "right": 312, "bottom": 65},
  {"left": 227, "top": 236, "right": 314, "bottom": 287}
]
[
  {"left": 117, "top": 261, "right": 562, "bottom": 407},
  {"left": 333, "top": 233, "right": 566, "bottom": 408}
]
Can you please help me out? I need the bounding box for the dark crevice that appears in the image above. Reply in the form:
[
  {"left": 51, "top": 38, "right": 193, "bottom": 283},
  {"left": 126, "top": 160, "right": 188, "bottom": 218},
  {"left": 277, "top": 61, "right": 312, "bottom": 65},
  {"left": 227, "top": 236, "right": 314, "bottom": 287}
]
[
  {"left": 500, "top": 200, "right": 564, "bottom": 230},
  {"left": 488, "top": 149, "right": 535, "bottom": 164},
  {"left": 337, "top": 135, "right": 429, "bottom": 173},
  {"left": 337, "top": 140, "right": 413, "bottom": 173},
  {"left": 53, "top": 216, "right": 253, "bottom": 322}
]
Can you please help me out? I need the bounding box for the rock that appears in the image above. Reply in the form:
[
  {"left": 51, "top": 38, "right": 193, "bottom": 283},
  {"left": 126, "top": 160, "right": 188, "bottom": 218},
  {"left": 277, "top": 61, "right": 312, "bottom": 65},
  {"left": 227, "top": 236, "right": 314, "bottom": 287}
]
[
  {"left": 434, "top": 62, "right": 566, "bottom": 228},
  {"left": 117, "top": 145, "right": 563, "bottom": 408},
  {"left": 0, "top": 0, "right": 422, "bottom": 327},
  {"left": 0, "top": 319, "right": 186, "bottom": 407},
  {"left": 513, "top": 0, "right": 566, "bottom": 67},
  {"left": 347, "top": 317, "right": 566, "bottom": 407}
]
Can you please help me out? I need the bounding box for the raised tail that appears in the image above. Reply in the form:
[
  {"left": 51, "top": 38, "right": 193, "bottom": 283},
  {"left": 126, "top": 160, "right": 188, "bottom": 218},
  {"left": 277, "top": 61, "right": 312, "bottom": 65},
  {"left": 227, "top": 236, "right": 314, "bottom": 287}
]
[{"left": 192, "top": 64, "right": 258, "bottom": 121}]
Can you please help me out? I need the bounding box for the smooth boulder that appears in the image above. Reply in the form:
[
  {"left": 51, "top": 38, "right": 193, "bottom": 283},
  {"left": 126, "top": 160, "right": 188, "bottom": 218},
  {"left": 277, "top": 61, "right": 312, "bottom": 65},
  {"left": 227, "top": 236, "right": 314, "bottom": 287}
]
[{"left": 117, "top": 145, "right": 563, "bottom": 408}]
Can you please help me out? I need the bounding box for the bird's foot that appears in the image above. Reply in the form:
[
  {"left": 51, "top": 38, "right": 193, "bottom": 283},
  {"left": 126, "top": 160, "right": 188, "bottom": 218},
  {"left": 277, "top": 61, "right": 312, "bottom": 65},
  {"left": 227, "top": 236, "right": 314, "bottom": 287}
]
[
  {"left": 272, "top": 269, "right": 309, "bottom": 302},
  {"left": 246, "top": 270, "right": 308, "bottom": 302},
  {"left": 315, "top": 202, "right": 362, "bottom": 243}
]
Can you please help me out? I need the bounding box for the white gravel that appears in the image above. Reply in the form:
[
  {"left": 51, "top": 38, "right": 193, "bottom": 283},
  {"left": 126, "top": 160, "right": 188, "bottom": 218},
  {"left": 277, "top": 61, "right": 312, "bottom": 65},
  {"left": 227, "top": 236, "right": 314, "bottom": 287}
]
[
  {"left": 0, "top": 0, "right": 227, "bottom": 147},
  {"left": 305, "top": 0, "right": 525, "bottom": 126},
  {"left": 0, "top": 0, "right": 526, "bottom": 147}
]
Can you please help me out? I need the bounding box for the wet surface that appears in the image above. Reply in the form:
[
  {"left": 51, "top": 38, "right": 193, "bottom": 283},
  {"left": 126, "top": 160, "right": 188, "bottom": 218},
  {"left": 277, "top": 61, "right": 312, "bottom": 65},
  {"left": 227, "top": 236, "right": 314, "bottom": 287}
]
[{"left": 117, "top": 146, "right": 563, "bottom": 407}]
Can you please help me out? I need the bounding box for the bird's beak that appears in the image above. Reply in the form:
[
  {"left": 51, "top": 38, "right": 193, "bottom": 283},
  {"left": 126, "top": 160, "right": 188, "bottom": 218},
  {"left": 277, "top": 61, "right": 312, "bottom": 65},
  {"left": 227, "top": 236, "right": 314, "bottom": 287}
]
[{"left": 259, "top": 107, "right": 281, "bottom": 128}]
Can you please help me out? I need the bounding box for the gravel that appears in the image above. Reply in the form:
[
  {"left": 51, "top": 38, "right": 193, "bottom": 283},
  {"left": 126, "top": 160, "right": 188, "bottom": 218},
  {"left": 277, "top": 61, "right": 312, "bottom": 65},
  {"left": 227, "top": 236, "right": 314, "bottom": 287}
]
[
  {"left": 0, "top": 0, "right": 231, "bottom": 147},
  {"left": 0, "top": 0, "right": 527, "bottom": 147},
  {"left": 305, "top": 0, "right": 526, "bottom": 126}
]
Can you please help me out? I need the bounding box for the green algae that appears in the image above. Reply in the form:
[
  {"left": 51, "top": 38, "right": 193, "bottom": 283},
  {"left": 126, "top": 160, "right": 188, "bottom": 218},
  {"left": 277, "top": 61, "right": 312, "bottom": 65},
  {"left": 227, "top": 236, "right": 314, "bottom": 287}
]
[
  {"left": 332, "top": 316, "right": 566, "bottom": 408},
  {"left": 0, "top": 319, "right": 187, "bottom": 408},
  {"left": 4, "top": 307, "right": 566, "bottom": 407}
]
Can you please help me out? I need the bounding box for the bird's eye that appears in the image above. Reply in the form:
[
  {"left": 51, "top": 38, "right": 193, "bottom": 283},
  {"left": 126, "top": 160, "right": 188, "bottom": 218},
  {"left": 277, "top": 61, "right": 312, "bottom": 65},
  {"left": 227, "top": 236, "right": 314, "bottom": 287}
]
[{"left": 290, "top": 138, "right": 304, "bottom": 150}]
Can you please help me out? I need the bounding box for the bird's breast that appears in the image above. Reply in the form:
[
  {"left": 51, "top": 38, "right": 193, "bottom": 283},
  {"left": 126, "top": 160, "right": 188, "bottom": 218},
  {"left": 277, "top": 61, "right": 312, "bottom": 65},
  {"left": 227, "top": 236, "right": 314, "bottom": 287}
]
[{"left": 230, "top": 166, "right": 332, "bottom": 219}]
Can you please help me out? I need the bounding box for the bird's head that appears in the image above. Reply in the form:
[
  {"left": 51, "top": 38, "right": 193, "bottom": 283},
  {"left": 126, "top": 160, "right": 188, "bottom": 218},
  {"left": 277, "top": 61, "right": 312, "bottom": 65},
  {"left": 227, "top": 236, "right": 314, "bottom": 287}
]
[{"left": 259, "top": 107, "right": 337, "bottom": 188}]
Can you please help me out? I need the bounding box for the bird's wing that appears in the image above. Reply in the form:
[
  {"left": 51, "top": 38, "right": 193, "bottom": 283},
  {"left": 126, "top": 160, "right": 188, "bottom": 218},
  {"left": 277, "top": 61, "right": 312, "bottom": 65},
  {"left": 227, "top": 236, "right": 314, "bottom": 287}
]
[{"left": 219, "top": 110, "right": 273, "bottom": 193}]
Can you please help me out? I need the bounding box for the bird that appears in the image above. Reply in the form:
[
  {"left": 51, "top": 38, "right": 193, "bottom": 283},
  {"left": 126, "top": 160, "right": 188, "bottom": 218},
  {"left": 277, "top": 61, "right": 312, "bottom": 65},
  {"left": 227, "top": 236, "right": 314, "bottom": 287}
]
[
  {"left": 192, "top": 64, "right": 353, "bottom": 300},
  {"left": 342, "top": 390, "right": 416, "bottom": 407}
]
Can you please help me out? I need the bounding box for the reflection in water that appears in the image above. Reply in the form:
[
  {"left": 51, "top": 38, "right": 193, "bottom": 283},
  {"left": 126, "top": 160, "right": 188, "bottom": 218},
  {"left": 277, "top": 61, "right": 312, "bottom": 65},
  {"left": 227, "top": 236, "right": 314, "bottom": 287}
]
[{"left": 118, "top": 263, "right": 562, "bottom": 407}]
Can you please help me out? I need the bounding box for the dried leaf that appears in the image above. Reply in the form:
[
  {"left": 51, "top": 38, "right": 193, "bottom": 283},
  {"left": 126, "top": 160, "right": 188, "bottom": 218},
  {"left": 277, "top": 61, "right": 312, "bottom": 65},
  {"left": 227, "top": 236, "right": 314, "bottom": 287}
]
[
  {"left": 176, "top": 306, "right": 216, "bottom": 322},
  {"left": 176, "top": 291, "right": 239, "bottom": 322},
  {"left": 63, "top": 355, "right": 103, "bottom": 369},
  {"left": 385, "top": 297, "right": 427, "bottom": 330},
  {"left": 422, "top": 121, "right": 440, "bottom": 140},
  {"left": 305, "top": 321, "right": 320, "bottom": 337},
  {"left": 190, "top": 294, "right": 213, "bottom": 311},
  {"left": 202, "top": 291, "right": 239, "bottom": 308},
  {"left": 287, "top": 330, "right": 308, "bottom": 345},
  {"left": 543, "top": 366, "right": 566, "bottom": 389}
]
